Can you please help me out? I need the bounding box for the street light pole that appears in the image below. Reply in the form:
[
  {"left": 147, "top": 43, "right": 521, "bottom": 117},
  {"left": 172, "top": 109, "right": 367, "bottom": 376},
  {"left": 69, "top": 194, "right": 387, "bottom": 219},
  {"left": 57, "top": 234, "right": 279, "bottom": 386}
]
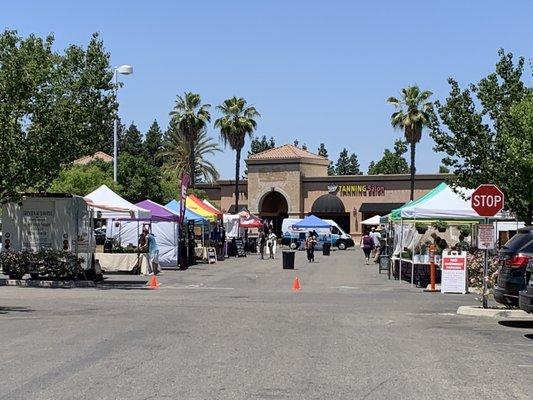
[
  {"left": 113, "top": 69, "right": 119, "bottom": 182},
  {"left": 112, "top": 65, "right": 133, "bottom": 182}
]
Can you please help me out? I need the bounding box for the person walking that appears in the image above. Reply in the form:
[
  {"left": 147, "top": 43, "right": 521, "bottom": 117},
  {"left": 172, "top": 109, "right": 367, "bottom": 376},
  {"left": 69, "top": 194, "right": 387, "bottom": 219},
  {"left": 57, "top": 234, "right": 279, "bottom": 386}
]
[
  {"left": 258, "top": 229, "right": 266, "bottom": 259},
  {"left": 267, "top": 230, "right": 277, "bottom": 259},
  {"left": 370, "top": 227, "right": 381, "bottom": 263},
  {"left": 305, "top": 232, "right": 317, "bottom": 262},
  {"left": 360, "top": 231, "right": 374, "bottom": 265}
]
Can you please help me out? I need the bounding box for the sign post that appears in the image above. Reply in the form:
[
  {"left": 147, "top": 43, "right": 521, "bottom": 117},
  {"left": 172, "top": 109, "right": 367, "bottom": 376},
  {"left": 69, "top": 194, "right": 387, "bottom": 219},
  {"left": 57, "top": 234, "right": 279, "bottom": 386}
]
[
  {"left": 424, "top": 244, "right": 439, "bottom": 292},
  {"left": 471, "top": 184, "right": 504, "bottom": 308},
  {"left": 178, "top": 174, "right": 191, "bottom": 270}
]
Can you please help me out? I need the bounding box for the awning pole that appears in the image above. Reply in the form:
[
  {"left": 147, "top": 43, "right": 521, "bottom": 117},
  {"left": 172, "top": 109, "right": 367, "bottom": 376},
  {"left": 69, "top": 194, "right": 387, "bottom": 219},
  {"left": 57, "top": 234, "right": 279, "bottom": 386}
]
[{"left": 411, "top": 217, "right": 415, "bottom": 287}]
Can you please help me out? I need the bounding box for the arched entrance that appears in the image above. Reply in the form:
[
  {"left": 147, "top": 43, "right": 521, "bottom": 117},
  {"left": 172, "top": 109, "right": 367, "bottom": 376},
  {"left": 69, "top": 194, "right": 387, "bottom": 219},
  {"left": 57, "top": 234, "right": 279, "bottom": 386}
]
[
  {"left": 259, "top": 191, "right": 288, "bottom": 236},
  {"left": 311, "top": 194, "right": 350, "bottom": 234}
]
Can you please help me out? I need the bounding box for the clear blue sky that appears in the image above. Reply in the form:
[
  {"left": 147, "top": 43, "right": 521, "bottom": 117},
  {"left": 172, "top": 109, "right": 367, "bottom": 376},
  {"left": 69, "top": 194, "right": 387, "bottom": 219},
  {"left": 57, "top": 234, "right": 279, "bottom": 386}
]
[{"left": 2, "top": 1, "right": 532, "bottom": 178}]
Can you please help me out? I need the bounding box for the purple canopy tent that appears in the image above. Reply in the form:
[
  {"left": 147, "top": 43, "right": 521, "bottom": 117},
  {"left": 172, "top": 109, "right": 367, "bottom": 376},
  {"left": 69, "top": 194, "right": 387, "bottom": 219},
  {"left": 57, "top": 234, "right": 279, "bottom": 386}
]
[
  {"left": 135, "top": 200, "right": 180, "bottom": 222},
  {"left": 110, "top": 200, "right": 180, "bottom": 268}
]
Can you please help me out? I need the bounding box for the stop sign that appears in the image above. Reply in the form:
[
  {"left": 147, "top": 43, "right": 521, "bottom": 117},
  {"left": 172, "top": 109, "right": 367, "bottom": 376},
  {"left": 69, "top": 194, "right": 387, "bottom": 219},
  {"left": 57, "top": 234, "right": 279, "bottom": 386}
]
[{"left": 471, "top": 184, "right": 505, "bottom": 217}]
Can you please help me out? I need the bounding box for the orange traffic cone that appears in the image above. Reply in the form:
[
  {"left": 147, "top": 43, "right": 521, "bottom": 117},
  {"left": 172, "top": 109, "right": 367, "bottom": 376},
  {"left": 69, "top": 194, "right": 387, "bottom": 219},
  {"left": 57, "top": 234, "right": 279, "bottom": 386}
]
[
  {"left": 147, "top": 275, "right": 159, "bottom": 289},
  {"left": 292, "top": 277, "right": 301, "bottom": 292}
]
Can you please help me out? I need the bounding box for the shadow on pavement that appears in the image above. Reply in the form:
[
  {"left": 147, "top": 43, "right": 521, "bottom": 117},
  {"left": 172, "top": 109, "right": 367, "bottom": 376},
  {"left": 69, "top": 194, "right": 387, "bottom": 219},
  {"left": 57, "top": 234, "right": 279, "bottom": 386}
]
[
  {"left": 0, "top": 306, "right": 33, "bottom": 314},
  {"left": 498, "top": 320, "right": 533, "bottom": 329},
  {"left": 525, "top": 334, "right": 533, "bottom": 340}
]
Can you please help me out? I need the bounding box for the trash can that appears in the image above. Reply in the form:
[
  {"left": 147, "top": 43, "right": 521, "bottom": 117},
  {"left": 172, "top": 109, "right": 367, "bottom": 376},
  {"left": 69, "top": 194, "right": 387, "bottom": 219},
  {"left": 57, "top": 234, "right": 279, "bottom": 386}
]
[
  {"left": 282, "top": 251, "right": 295, "bottom": 269},
  {"left": 322, "top": 242, "right": 331, "bottom": 256}
]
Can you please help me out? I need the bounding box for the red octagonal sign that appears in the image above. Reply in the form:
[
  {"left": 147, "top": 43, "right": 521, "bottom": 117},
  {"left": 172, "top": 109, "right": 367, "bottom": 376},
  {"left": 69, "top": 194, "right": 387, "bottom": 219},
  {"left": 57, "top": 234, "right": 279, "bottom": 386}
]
[{"left": 471, "top": 184, "right": 505, "bottom": 217}]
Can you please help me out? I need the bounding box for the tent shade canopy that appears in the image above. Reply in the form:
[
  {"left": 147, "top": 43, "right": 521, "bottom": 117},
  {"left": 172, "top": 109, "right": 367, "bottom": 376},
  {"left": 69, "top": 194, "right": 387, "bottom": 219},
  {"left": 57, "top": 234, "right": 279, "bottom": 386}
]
[
  {"left": 361, "top": 215, "right": 381, "bottom": 225},
  {"left": 293, "top": 215, "right": 332, "bottom": 229},
  {"left": 85, "top": 185, "right": 151, "bottom": 219},
  {"left": 133, "top": 200, "right": 179, "bottom": 222},
  {"left": 165, "top": 200, "right": 207, "bottom": 221},
  {"left": 390, "top": 183, "right": 508, "bottom": 221}
]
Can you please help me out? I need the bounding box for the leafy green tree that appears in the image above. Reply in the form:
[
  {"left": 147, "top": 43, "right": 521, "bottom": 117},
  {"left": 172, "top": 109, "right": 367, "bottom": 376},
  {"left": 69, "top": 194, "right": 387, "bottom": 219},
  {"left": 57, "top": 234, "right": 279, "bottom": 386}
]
[
  {"left": 49, "top": 160, "right": 120, "bottom": 196},
  {"left": 334, "top": 148, "right": 349, "bottom": 175},
  {"left": 159, "top": 129, "right": 221, "bottom": 184},
  {"left": 169, "top": 92, "right": 211, "bottom": 188},
  {"left": 438, "top": 165, "right": 450, "bottom": 174},
  {"left": 120, "top": 123, "right": 143, "bottom": 156},
  {"left": 388, "top": 86, "right": 433, "bottom": 200},
  {"left": 317, "top": 143, "right": 335, "bottom": 175},
  {"left": 430, "top": 50, "right": 532, "bottom": 224},
  {"left": 144, "top": 120, "right": 163, "bottom": 166},
  {"left": 117, "top": 153, "right": 162, "bottom": 204},
  {"left": 249, "top": 135, "right": 275, "bottom": 156},
  {"left": 347, "top": 154, "right": 362, "bottom": 175},
  {"left": 215, "top": 97, "right": 260, "bottom": 212},
  {"left": 244, "top": 135, "right": 275, "bottom": 176},
  {"left": 368, "top": 140, "right": 409, "bottom": 175},
  {"left": 0, "top": 30, "right": 116, "bottom": 203}
]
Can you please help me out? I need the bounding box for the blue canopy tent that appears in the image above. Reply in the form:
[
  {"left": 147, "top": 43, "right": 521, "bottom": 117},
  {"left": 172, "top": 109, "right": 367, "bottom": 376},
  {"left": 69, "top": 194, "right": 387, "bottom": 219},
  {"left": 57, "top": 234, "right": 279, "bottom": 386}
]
[
  {"left": 293, "top": 215, "right": 332, "bottom": 229},
  {"left": 166, "top": 200, "right": 210, "bottom": 247}
]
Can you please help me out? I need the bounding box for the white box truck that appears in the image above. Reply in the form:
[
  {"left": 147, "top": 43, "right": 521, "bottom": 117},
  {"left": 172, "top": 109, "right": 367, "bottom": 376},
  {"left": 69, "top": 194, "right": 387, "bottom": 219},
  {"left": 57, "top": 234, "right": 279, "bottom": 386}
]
[
  {"left": 1, "top": 194, "right": 101, "bottom": 279},
  {"left": 280, "top": 218, "right": 355, "bottom": 250}
]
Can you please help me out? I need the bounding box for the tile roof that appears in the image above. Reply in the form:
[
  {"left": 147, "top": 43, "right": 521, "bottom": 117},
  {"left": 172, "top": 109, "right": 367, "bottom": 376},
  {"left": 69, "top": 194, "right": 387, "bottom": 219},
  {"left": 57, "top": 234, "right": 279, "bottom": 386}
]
[{"left": 248, "top": 144, "right": 326, "bottom": 160}]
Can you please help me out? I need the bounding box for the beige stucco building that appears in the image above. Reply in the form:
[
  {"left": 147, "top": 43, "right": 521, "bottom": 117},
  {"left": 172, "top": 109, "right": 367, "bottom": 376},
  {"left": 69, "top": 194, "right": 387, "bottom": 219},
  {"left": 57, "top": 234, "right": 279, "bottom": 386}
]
[{"left": 198, "top": 144, "right": 447, "bottom": 235}]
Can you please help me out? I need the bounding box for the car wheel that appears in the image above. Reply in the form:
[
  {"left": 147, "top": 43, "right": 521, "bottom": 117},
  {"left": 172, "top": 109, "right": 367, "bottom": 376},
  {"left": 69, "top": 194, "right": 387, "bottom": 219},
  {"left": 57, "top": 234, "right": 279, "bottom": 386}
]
[
  {"left": 338, "top": 241, "right": 347, "bottom": 250},
  {"left": 30, "top": 273, "right": 40, "bottom": 280}
]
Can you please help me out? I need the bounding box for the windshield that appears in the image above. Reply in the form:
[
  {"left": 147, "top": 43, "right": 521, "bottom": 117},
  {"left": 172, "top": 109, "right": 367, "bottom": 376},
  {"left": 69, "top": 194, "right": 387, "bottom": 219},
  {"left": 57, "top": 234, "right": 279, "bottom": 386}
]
[{"left": 502, "top": 230, "right": 533, "bottom": 252}]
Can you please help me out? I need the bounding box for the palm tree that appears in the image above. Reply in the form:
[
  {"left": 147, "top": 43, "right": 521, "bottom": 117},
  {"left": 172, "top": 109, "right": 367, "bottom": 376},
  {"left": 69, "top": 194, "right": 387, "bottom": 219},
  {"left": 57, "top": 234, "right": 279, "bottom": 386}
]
[
  {"left": 215, "top": 97, "right": 260, "bottom": 212},
  {"left": 388, "top": 86, "right": 433, "bottom": 200},
  {"left": 169, "top": 92, "right": 211, "bottom": 188},
  {"left": 159, "top": 128, "right": 221, "bottom": 183}
]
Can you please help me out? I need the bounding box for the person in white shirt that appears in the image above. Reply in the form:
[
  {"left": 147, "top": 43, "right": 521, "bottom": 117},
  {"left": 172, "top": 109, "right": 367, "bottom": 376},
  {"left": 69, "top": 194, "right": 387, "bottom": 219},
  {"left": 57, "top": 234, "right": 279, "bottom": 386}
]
[
  {"left": 267, "top": 230, "right": 277, "bottom": 259},
  {"left": 369, "top": 227, "right": 381, "bottom": 262}
]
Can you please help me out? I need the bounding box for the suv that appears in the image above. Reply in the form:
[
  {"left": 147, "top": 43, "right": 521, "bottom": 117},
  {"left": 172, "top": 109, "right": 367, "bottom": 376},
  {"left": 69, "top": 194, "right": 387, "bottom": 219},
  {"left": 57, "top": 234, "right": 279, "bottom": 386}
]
[
  {"left": 494, "top": 227, "right": 533, "bottom": 308},
  {"left": 519, "top": 259, "right": 533, "bottom": 313}
]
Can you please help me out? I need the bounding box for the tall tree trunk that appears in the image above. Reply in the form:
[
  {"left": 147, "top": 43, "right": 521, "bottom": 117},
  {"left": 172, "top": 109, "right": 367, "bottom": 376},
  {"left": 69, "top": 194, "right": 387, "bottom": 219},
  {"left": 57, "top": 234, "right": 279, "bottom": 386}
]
[
  {"left": 234, "top": 147, "right": 241, "bottom": 212},
  {"left": 409, "top": 141, "right": 416, "bottom": 200},
  {"left": 189, "top": 138, "right": 196, "bottom": 188}
]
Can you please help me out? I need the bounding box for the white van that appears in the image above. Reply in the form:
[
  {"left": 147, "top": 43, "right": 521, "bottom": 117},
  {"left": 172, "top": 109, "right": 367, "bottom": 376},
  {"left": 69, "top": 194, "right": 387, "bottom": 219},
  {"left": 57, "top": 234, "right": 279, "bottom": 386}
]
[
  {"left": 1, "top": 194, "right": 100, "bottom": 279},
  {"left": 281, "top": 218, "right": 354, "bottom": 250}
]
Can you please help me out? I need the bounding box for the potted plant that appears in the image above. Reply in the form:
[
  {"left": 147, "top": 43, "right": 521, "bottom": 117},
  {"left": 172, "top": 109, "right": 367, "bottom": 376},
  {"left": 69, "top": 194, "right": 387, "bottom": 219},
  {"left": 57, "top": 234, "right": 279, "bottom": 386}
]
[
  {"left": 420, "top": 244, "right": 429, "bottom": 263},
  {"left": 415, "top": 222, "right": 428, "bottom": 234},
  {"left": 459, "top": 225, "right": 471, "bottom": 237},
  {"left": 433, "top": 220, "right": 448, "bottom": 233}
]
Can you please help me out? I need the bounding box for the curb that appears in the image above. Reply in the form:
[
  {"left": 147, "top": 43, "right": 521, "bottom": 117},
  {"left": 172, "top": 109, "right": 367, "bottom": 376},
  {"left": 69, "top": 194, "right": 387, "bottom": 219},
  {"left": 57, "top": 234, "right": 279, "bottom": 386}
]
[
  {"left": 457, "top": 305, "right": 533, "bottom": 319},
  {"left": 0, "top": 279, "right": 95, "bottom": 288}
]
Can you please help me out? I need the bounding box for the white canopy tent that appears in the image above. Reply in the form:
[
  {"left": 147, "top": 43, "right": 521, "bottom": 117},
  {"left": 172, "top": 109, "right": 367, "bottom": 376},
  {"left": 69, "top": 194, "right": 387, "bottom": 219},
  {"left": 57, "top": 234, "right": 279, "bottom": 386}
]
[
  {"left": 361, "top": 215, "right": 381, "bottom": 225},
  {"left": 85, "top": 185, "right": 151, "bottom": 219},
  {"left": 392, "top": 183, "right": 507, "bottom": 221}
]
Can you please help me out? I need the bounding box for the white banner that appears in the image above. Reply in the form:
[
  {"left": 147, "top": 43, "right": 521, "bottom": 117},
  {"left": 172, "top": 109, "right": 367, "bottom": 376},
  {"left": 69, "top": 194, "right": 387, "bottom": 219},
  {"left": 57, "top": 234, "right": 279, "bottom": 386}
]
[{"left": 441, "top": 251, "right": 467, "bottom": 294}]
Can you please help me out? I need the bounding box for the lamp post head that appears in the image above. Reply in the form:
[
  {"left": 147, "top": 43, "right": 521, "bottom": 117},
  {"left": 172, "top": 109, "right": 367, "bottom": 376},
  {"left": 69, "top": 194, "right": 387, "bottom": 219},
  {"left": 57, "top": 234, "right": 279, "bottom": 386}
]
[{"left": 116, "top": 65, "right": 133, "bottom": 75}]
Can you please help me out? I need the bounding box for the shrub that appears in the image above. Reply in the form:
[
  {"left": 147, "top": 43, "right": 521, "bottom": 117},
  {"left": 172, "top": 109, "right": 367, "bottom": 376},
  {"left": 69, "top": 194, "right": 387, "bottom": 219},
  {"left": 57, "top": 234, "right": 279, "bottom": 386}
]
[
  {"left": 37, "top": 250, "right": 83, "bottom": 280},
  {"left": 0, "top": 251, "right": 33, "bottom": 279},
  {"left": 459, "top": 225, "right": 472, "bottom": 237},
  {"left": 467, "top": 251, "right": 499, "bottom": 288}
]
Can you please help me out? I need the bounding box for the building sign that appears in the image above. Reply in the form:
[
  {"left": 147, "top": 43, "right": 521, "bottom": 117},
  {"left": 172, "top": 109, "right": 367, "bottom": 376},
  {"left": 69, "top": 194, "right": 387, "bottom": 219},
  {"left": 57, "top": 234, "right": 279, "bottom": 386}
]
[
  {"left": 334, "top": 184, "right": 385, "bottom": 197},
  {"left": 441, "top": 252, "right": 467, "bottom": 294},
  {"left": 477, "top": 224, "right": 494, "bottom": 250},
  {"left": 22, "top": 200, "right": 54, "bottom": 250}
]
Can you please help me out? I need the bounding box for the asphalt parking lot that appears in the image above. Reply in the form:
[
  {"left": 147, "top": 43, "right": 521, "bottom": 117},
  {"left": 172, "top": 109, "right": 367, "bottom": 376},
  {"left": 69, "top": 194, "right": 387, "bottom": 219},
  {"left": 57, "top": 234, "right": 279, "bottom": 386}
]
[{"left": 1, "top": 249, "right": 532, "bottom": 400}]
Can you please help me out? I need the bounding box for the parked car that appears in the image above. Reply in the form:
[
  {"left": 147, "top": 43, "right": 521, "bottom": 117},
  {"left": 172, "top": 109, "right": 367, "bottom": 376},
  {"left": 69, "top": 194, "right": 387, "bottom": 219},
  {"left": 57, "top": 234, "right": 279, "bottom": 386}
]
[
  {"left": 493, "top": 227, "right": 533, "bottom": 308},
  {"left": 518, "top": 258, "right": 533, "bottom": 313}
]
